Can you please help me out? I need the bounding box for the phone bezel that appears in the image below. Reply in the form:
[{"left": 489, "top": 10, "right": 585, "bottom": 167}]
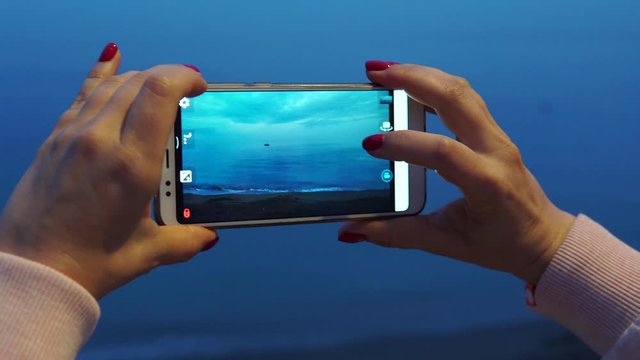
[{"left": 155, "top": 83, "right": 426, "bottom": 228}]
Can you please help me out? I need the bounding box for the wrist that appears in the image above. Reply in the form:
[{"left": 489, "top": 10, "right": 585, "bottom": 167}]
[
  {"left": 517, "top": 207, "right": 576, "bottom": 284},
  {"left": 0, "top": 234, "right": 101, "bottom": 299}
]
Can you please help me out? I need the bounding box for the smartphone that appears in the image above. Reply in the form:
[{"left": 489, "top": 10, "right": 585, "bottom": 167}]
[{"left": 155, "top": 83, "right": 426, "bottom": 228}]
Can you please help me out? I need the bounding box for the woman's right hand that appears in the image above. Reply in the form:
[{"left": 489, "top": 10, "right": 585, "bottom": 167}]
[
  {"left": 0, "top": 44, "right": 217, "bottom": 299},
  {"left": 339, "top": 61, "right": 575, "bottom": 284}
]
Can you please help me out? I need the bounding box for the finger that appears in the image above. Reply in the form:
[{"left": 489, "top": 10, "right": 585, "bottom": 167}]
[
  {"left": 149, "top": 225, "right": 218, "bottom": 266},
  {"left": 338, "top": 215, "right": 459, "bottom": 257},
  {"left": 144, "top": 202, "right": 151, "bottom": 217},
  {"left": 98, "top": 64, "right": 206, "bottom": 161},
  {"left": 367, "top": 63, "right": 509, "bottom": 152},
  {"left": 363, "top": 131, "right": 488, "bottom": 197},
  {"left": 56, "top": 43, "right": 122, "bottom": 129},
  {"left": 71, "top": 71, "right": 139, "bottom": 126},
  {"left": 84, "top": 70, "right": 150, "bottom": 136}
]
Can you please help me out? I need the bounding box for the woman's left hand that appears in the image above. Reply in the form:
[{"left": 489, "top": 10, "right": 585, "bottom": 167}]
[{"left": 338, "top": 61, "right": 574, "bottom": 284}]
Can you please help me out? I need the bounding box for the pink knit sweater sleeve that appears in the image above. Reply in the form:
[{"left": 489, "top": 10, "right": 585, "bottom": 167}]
[
  {"left": 2, "top": 215, "right": 639, "bottom": 359},
  {"left": 0, "top": 251, "right": 99, "bottom": 359},
  {"left": 534, "top": 214, "right": 640, "bottom": 358}
]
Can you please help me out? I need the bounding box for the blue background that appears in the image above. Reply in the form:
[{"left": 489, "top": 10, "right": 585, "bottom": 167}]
[{"left": 0, "top": 0, "right": 638, "bottom": 358}]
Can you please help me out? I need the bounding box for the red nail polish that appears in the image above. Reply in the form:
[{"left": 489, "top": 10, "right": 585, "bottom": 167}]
[
  {"left": 362, "top": 134, "right": 384, "bottom": 152},
  {"left": 339, "top": 232, "right": 367, "bottom": 243},
  {"left": 201, "top": 238, "right": 218, "bottom": 252},
  {"left": 183, "top": 64, "right": 201, "bottom": 73},
  {"left": 365, "top": 60, "right": 399, "bottom": 72},
  {"left": 99, "top": 42, "right": 118, "bottom": 62}
]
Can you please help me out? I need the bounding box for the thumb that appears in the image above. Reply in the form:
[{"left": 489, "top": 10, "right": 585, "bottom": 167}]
[
  {"left": 150, "top": 225, "right": 219, "bottom": 266},
  {"left": 338, "top": 215, "right": 458, "bottom": 257}
]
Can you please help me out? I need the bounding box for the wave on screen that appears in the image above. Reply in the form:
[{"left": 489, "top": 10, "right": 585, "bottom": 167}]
[{"left": 184, "top": 185, "right": 362, "bottom": 196}]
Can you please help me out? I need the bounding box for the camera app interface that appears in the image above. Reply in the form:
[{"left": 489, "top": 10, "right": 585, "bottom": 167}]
[{"left": 176, "top": 89, "right": 396, "bottom": 223}]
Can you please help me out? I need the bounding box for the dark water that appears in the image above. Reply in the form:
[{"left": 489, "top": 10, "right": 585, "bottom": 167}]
[
  {"left": 1, "top": 0, "right": 638, "bottom": 359},
  {"left": 183, "top": 189, "right": 392, "bottom": 223},
  {"left": 184, "top": 144, "right": 387, "bottom": 195}
]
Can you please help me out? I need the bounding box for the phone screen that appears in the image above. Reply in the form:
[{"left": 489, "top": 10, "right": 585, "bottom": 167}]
[{"left": 174, "top": 88, "right": 409, "bottom": 224}]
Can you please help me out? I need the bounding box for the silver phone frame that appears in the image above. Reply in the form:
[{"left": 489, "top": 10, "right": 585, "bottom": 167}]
[{"left": 155, "top": 83, "right": 426, "bottom": 228}]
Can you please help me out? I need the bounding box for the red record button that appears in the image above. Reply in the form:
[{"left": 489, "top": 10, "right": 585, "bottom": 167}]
[{"left": 183, "top": 208, "right": 191, "bottom": 219}]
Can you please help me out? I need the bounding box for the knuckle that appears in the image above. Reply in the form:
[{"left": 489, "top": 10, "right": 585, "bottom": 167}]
[
  {"left": 431, "top": 136, "right": 457, "bottom": 164},
  {"left": 474, "top": 166, "right": 518, "bottom": 203},
  {"left": 85, "top": 84, "right": 115, "bottom": 105},
  {"left": 57, "top": 127, "right": 77, "bottom": 145},
  {"left": 93, "top": 75, "right": 127, "bottom": 94},
  {"left": 494, "top": 178, "right": 517, "bottom": 203},
  {"left": 73, "top": 89, "right": 91, "bottom": 106},
  {"left": 124, "top": 72, "right": 149, "bottom": 90},
  {"left": 43, "top": 127, "right": 75, "bottom": 155},
  {"left": 37, "top": 132, "right": 62, "bottom": 158},
  {"left": 124, "top": 72, "right": 149, "bottom": 92},
  {"left": 130, "top": 261, "right": 157, "bottom": 278},
  {"left": 86, "top": 67, "right": 106, "bottom": 81},
  {"left": 103, "top": 74, "right": 126, "bottom": 86},
  {"left": 453, "top": 76, "right": 472, "bottom": 89},
  {"left": 442, "top": 76, "right": 472, "bottom": 103},
  {"left": 142, "top": 250, "right": 163, "bottom": 272},
  {"left": 107, "top": 72, "right": 147, "bottom": 107},
  {"left": 74, "top": 73, "right": 122, "bottom": 106},
  {"left": 465, "top": 157, "right": 497, "bottom": 187},
  {"left": 56, "top": 109, "right": 75, "bottom": 127},
  {"left": 74, "top": 129, "right": 110, "bottom": 160},
  {"left": 148, "top": 249, "right": 172, "bottom": 269},
  {"left": 142, "top": 73, "right": 174, "bottom": 99},
  {"left": 501, "top": 142, "right": 524, "bottom": 165},
  {"left": 121, "top": 70, "right": 141, "bottom": 78}
]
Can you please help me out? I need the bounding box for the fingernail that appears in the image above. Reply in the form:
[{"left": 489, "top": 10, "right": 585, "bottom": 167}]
[
  {"left": 201, "top": 237, "right": 219, "bottom": 252},
  {"left": 99, "top": 42, "right": 118, "bottom": 62},
  {"left": 183, "top": 64, "right": 201, "bottom": 73},
  {"left": 365, "top": 60, "right": 399, "bottom": 72},
  {"left": 339, "top": 232, "right": 367, "bottom": 243},
  {"left": 362, "top": 134, "right": 384, "bottom": 152}
]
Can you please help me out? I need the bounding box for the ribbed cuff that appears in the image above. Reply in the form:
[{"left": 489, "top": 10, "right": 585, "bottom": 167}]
[
  {"left": 0, "top": 251, "right": 100, "bottom": 359},
  {"left": 534, "top": 214, "right": 640, "bottom": 355}
]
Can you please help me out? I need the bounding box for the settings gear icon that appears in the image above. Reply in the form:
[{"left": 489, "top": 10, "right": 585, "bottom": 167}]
[{"left": 179, "top": 97, "right": 190, "bottom": 109}]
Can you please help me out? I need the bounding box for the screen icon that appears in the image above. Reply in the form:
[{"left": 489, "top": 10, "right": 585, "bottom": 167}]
[
  {"left": 380, "top": 121, "right": 393, "bottom": 132},
  {"left": 183, "top": 132, "right": 193, "bottom": 145},
  {"left": 183, "top": 208, "right": 191, "bottom": 219},
  {"left": 381, "top": 169, "right": 393, "bottom": 183},
  {"left": 182, "top": 130, "right": 195, "bottom": 149},
  {"left": 380, "top": 95, "right": 393, "bottom": 104},
  {"left": 180, "top": 170, "right": 193, "bottom": 183},
  {"left": 179, "top": 97, "right": 190, "bottom": 109}
]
